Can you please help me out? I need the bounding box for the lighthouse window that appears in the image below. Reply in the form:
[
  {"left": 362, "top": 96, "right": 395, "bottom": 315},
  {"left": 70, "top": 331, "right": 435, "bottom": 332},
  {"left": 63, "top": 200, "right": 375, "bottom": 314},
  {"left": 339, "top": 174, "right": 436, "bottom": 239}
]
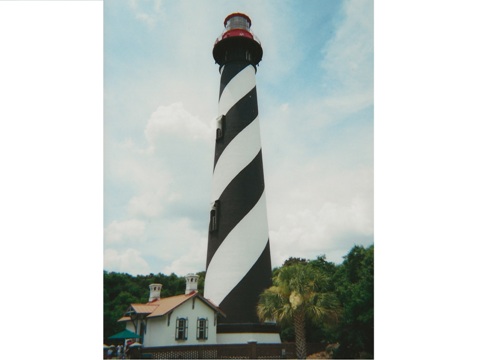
[
  {"left": 209, "top": 201, "right": 219, "bottom": 232},
  {"left": 216, "top": 115, "right": 225, "bottom": 139},
  {"left": 197, "top": 318, "right": 208, "bottom": 340},
  {"left": 225, "top": 16, "right": 250, "bottom": 31},
  {"left": 175, "top": 317, "right": 188, "bottom": 340}
]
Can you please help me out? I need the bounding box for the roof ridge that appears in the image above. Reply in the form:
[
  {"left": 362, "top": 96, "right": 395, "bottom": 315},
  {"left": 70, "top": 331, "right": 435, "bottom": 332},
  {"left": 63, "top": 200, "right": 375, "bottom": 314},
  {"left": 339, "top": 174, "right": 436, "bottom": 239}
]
[{"left": 146, "top": 292, "right": 198, "bottom": 318}]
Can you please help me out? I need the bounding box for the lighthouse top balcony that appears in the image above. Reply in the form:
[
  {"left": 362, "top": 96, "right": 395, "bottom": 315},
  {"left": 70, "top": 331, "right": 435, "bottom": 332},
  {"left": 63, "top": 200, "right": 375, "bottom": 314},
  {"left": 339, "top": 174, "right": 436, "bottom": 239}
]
[{"left": 213, "top": 12, "right": 263, "bottom": 67}]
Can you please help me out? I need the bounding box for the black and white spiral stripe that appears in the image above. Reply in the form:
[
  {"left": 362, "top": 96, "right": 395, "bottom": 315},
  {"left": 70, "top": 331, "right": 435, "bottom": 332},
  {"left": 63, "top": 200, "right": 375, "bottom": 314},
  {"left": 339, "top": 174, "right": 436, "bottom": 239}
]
[{"left": 205, "top": 62, "right": 272, "bottom": 324}]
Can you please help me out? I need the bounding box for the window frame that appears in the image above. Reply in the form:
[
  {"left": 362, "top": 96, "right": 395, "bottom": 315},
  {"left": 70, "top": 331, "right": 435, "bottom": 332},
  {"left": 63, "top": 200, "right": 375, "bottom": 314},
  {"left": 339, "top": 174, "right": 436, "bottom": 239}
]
[
  {"left": 196, "top": 317, "right": 208, "bottom": 340},
  {"left": 175, "top": 317, "right": 188, "bottom": 341},
  {"left": 209, "top": 201, "right": 220, "bottom": 232}
]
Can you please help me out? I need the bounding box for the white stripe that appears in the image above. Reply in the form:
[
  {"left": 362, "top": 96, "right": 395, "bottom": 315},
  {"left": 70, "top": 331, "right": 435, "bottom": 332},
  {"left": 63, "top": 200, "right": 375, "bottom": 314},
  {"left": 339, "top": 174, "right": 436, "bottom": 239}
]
[
  {"left": 211, "top": 117, "right": 261, "bottom": 201},
  {"left": 204, "top": 192, "right": 269, "bottom": 306},
  {"left": 218, "top": 65, "right": 256, "bottom": 117}
]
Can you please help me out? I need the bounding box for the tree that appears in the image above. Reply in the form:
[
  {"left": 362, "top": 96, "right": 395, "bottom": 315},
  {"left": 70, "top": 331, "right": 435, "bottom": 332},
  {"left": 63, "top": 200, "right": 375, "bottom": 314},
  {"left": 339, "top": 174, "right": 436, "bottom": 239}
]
[
  {"left": 257, "top": 263, "right": 340, "bottom": 359},
  {"left": 282, "top": 257, "right": 308, "bottom": 267},
  {"left": 195, "top": 271, "right": 206, "bottom": 296},
  {"left": 333, "top": 245, "right": 374, "bottom": 359}
]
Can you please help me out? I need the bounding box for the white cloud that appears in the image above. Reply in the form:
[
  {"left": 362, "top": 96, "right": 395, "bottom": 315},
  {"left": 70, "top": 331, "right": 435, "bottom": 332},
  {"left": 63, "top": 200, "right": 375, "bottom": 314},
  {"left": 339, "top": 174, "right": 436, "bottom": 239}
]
[
  {"left": 245, "top": 2, "right": 302, "bottom": 84},
  {"left": 107, "top": 139, "right": 174, "bottom": 193},
  {"left": 162, "top": 236, "right": 208, "bottom": 276},
  {"left": 128, "top": 0, "right": 163, "bottom": 29},
  {"left": 156, "top": 217, "right": 206, "bottom": 258},
  {"left": 128, "top": 191, "right": 166, "bottom": 218},
  {"left": 266, "top": 154, "right": 373, "bottom": 267},
  {"left": 320, "top": 0, "right": 373, "bottom": 95},
  {"left": 259, "top": 0, "right": 373, "bottom": 269},
  {"left": 104, "top": 99, "right": 213, "bottom": 274},
  {"left": 129, "top": 216, "right": 208, "bottom": 275},
  {"left": 105, "top": 219, "right": 146, "bottom": 244},
  {"left": 270, "top": 195, "right": 373, "bottom": 266},
  {"left": 104, "top": 248, "right": 150, "bottom": 274},
  {"left": 145, "top": 102, "right": 213, "bottom": 151}
]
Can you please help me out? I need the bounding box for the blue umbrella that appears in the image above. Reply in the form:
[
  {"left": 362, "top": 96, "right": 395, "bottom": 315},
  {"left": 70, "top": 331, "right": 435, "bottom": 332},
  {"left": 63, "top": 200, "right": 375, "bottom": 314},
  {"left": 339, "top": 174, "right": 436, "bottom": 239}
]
[{"left": 108, "top": 329, "right": 141, "bottom": 339}]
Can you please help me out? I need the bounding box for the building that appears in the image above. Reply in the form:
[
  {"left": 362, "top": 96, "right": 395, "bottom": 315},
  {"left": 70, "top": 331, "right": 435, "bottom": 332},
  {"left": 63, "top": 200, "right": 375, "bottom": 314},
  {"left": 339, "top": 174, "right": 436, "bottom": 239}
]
[{"left": 118, "top": 274, "right": 225, "bottom": 347}]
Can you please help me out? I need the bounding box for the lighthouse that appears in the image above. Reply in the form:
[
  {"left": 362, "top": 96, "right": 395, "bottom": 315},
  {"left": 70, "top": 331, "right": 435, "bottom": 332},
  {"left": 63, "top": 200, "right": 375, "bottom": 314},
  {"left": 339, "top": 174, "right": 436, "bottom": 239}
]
[{"left": 204, "top": 13, "right": 280, "bottom": 344}]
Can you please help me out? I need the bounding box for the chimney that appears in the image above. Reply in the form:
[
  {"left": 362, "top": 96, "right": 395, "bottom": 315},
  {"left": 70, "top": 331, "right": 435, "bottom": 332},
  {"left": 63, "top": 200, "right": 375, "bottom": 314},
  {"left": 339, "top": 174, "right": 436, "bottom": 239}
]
[
  {"left": 149, "top": 283, "right": 162, "bottom": 302},
  {"left": 185, "top": 273, "right": 199, "bottom": 294}
]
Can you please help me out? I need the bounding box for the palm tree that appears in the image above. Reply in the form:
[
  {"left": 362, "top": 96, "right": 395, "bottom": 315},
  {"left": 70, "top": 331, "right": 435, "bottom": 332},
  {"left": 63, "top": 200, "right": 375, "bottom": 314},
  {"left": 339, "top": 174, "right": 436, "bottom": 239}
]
[{"left": 257, "top": 263, "right": 340, "bottom": 359}]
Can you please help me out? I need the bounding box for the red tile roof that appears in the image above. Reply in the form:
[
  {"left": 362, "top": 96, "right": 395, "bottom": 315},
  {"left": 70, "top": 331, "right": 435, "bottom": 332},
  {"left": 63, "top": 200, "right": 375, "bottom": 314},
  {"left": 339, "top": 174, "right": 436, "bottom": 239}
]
[
  {"left": 147, "top": 292, "right": 196, "bottom": 318},
  {"left": 131, "top": 303, "right": 159, "bottom": 314},
  {"left": 117, "top": 292, "right": 225, "bottom": 322}
]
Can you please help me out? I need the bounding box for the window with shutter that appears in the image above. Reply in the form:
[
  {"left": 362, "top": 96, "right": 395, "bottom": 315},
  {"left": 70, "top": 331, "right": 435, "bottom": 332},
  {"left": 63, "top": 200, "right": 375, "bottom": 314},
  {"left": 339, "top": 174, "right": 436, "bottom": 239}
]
[
  {"left": 175, "top": 317, "right": 188, "bottom": 340},
  {"left": 196, "top": 317, "right": 208, "bottom": 340}
]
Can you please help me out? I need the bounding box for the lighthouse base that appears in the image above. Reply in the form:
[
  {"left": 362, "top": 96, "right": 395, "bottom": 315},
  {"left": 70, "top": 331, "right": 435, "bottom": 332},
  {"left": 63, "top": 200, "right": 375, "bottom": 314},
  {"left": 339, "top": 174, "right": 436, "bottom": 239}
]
[{"left": 216, "top": 323, "right": 281, "bottom": 344}]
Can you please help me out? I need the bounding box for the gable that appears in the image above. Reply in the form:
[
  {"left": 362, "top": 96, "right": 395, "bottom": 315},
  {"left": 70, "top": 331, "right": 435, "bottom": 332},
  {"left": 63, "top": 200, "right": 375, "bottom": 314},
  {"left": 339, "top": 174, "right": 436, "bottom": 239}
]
[
  {"left": 117, "top": 292, "right": 225, "bottom": 323},
  {"left": 175, "top": 296, "right": 217, "bottom": 316},
  {"left": 147, "top": 293, "right": 225, "bottom": 319},
  {"left": 147, "top": 293, "right": 195, "bottom": 318}
]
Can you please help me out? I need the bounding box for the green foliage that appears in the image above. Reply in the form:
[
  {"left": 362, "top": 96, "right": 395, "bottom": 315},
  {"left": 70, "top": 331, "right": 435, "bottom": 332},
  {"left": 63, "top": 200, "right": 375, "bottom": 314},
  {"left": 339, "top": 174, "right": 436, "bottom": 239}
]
[
  {"left": 271, "top": 256, "right": 339, "bottom": 345},
  {"left": 310, "top": 255, "right": 337, "bottom": 278},
  {"left": 282, "top": 257, "right": 309, "bottom": 267},
  {"left": 332, "top": 245, "right": 374, "bottom": 359},
  {"left": 257, "top": 247, "right": 374, "bottom": 358},
  {"left": 257, "top": 262, "right": 340, "bottom": 359},
  {"left": 196, "top": 271, "right": 206, "bottom": 296}
]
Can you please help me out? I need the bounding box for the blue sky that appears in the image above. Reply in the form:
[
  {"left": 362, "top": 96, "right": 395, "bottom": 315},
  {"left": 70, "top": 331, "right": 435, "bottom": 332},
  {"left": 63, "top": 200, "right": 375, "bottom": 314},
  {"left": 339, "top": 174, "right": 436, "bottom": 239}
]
[{"left": 104, "top": 0, "right": 374, "bottom": 276}]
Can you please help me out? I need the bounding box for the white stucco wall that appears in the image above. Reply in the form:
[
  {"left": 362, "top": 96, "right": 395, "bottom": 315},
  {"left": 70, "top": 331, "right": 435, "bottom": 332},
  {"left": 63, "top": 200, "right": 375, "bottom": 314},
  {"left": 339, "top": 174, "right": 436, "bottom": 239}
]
[
  {"left": 143, "top": 316, "right": 167, "bottom": 347},
  {"left": 143, "top": 297, "right": 218, "bottom": 347},
  {"left": 125, "top": 322, "right": 135, "bottom": 333}
]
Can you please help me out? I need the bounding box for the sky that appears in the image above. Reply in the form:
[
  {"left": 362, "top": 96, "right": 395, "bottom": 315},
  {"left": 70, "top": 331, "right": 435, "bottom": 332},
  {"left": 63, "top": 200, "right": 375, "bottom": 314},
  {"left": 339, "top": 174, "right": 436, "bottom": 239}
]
[{"left": 103, "top": 0, "right": 374, "bottom": 276}]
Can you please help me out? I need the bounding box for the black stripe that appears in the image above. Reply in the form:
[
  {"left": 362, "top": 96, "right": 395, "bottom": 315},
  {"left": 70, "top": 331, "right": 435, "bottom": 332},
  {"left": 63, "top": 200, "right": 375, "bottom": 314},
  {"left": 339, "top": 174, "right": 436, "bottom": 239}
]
[
  {"left": 214, "top": 86, "right": 258, "bottom": 168},
  {"left": 219, "top": 62, "right": 251, "bottom": 99},
  {"left": 206, "top": 150, "right": 265, "bottom": 269},
  {"left": 218, "top": 241, "right": 273, "bottom": 324}
]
